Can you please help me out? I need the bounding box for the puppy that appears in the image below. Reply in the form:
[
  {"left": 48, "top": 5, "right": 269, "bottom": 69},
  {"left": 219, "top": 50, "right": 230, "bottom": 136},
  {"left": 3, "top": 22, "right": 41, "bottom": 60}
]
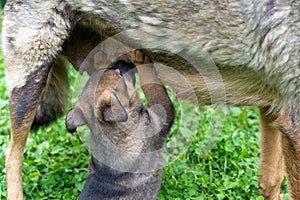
[{"left": 66, "top": 56, "right": 175, "bottom": 199}]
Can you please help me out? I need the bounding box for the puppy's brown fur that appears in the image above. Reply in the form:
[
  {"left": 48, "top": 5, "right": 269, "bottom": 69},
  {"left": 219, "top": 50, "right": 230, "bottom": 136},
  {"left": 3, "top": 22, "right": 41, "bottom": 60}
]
[{"left": 66, "top": 52, "right": 175, "bottom": 199}]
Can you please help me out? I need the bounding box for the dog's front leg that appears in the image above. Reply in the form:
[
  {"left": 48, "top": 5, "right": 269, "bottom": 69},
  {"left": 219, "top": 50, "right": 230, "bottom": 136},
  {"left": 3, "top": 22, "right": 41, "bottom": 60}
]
[
  {"left": 258, "top": 107, "right": 284, "bottom": 200},
  {"left": 275, "top": 108, "right": 300, "bottom": 199}
]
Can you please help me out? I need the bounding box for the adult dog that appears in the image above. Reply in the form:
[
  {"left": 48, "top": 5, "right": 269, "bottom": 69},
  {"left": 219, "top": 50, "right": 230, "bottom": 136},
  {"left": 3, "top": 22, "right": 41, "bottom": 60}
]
[{"left": 2, "top": 0, "right": 300, "bottom": 199}]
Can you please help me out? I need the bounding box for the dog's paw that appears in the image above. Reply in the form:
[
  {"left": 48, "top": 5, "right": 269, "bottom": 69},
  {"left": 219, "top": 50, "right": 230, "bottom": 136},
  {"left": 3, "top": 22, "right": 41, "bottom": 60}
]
[{"left": 132, "top": 50, "right": 151, "bottom": 65}]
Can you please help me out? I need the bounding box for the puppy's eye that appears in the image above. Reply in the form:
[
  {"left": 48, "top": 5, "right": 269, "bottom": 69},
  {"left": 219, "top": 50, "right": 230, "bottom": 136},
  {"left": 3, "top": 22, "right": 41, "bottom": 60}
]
[
  {"left": 129, "top": 96, "right": 134, "bottom": 107},
  {"left": 144, "top": 109, "right": 151, "bottom": 125}
]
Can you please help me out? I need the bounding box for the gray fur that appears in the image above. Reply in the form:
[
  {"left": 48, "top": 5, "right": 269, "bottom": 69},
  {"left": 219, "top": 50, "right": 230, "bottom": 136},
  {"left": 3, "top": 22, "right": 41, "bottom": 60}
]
[
  {"left": 2, "top": 0, "right": 300, "bottom": 111},
  {"left": 66, "top": 63, "right": 175, "bottom": 200},
  {"left": 2, "top": 0, "right": 300, "bottom": 199}
]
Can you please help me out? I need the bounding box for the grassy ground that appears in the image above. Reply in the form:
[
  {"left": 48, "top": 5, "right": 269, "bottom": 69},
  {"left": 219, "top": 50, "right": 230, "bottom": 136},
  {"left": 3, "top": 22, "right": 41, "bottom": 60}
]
[{"left": 0, "top": 13, "right": 289, "bottom": 200}]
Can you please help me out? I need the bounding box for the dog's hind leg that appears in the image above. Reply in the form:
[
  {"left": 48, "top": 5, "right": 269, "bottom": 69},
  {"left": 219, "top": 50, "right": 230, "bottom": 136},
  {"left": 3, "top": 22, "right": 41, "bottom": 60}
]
[
  {"left": 258, "top": 107, "right": 284, "bottom": 200},
  {"left": 4, "top": 40, "right": 68, "bottom": 200},
  {"left": 2, "top": 2, "right": 71, "bottom": 199},
  {"left": 32, "top": 56, "right": 69, "bottom": 127},
  {"left": 275, "top": 108, "right": 300, "bottom": 199},
  {"left": 5, "top": 66, "right": 53, "bottom": 200}
]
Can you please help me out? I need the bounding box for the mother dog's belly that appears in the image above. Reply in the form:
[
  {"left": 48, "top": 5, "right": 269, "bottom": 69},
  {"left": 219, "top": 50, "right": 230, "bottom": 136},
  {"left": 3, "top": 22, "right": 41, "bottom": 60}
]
[{"left": 156, "top": 64, "right": 275, "bottom": 107}]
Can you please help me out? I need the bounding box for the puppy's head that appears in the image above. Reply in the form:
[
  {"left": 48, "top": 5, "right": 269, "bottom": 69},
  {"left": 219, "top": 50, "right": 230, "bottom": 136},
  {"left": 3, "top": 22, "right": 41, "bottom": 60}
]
[{"left": 66, "top": 60, "right": 139, "bottom": 133}]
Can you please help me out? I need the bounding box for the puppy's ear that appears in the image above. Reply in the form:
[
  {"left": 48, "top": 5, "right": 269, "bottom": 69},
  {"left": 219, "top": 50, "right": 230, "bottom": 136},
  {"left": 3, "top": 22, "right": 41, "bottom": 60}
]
[
  {"left": 97, "top": 90, "right": 128, "bottom": 123},
  {"left": 65, "top": 108, "right": 86, "bottom": 133}
]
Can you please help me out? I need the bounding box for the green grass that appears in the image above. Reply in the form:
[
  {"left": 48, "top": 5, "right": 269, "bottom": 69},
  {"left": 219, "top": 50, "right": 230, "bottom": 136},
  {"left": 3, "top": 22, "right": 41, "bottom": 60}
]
[
  {"left": 0, "top": 62, "right": 289, "bottom": 200},
  {"left": 0, "top": 14, "right": 289, "bottom": 200}
]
